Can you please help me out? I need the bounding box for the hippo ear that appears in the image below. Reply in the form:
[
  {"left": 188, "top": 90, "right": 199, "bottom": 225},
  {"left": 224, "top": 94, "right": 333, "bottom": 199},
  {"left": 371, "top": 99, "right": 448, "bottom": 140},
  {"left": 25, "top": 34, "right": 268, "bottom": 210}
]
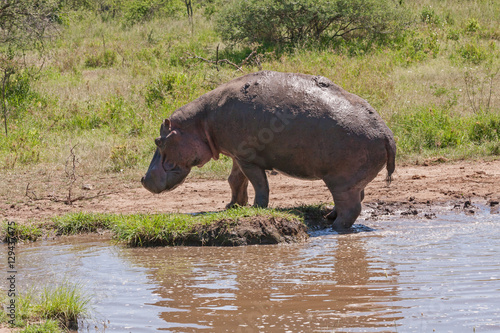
[{"left": 160, "top": 119, "right": 171, "bottom": 136}]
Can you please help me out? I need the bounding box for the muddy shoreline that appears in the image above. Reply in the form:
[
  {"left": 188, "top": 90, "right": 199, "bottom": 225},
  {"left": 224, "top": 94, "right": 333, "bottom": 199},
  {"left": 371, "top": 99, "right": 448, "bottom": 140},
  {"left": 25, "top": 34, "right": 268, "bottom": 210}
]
[
  {"left": 2, "top": 199, "right": 498, "bottom": 247},
  {"left": 0, "top": 159, "right": 499, "bottom": 246}
]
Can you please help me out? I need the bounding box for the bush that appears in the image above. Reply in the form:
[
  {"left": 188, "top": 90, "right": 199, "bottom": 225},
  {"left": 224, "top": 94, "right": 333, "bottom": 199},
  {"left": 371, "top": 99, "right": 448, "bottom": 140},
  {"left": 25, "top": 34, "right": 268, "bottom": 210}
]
[
  {"left": 145, "top": 72, "right": 188, "bottom": 107},
  {"left": 470, "top": 116, "right": 500, "bottom": 143},
  {"left": 458, "top": 41, "right": 487, "bottom": 64},
  {"left": 420, "top": 6, "right": 440, "bottom": 25},
  {"left": 122, "top": 0, "right": 182, "bottom": 26},
  {"left": 391, "top": 108, "right": 465, "bottom": 152},
  {"left": 215, "top": 0, "right": 407, "bottom": 46}
]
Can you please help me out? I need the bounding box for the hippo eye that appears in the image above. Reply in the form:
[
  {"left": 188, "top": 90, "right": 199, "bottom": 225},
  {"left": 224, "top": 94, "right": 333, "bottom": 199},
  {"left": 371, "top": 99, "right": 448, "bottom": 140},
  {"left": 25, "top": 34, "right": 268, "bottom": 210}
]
[
  {"left": 163, "top": 161, "right": 177, "bottom": 171},
  {"left": 155, "top": 136, "right": 167, "bottom": 148}
]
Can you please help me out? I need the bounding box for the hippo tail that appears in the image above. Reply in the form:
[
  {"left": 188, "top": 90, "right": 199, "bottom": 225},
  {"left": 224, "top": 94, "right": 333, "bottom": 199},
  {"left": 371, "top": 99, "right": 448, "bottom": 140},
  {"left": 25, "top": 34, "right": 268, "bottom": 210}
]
[{"left": 385, "top": 136, "right": 396, "bottom": 184}]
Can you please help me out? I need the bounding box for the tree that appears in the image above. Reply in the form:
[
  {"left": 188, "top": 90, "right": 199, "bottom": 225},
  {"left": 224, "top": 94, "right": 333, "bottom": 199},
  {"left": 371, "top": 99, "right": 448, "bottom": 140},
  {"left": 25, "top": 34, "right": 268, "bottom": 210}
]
[
  {"left": 0, "top": 0, "right": 58, "bottom": 136},
  {"left": 215, "top": 0, "right": 407, "bottom": 46}
]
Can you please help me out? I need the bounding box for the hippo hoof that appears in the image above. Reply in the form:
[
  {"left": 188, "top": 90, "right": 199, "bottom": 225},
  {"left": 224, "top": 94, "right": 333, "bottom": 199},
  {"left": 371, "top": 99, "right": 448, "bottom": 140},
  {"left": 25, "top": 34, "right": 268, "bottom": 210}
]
[
  {"left": 225, "top": 202, "right": 247, "bottom": 209},
  {"left": 332, "top": 221, "right": 351, "bottom": 232}
]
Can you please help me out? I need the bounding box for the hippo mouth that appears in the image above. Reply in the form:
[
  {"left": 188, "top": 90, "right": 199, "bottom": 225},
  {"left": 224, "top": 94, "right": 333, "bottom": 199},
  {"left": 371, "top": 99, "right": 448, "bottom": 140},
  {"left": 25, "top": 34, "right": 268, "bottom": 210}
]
[
  {"left": 141, "top": 166, "right": 190, "bottom": 194},
  {"left": 141, "top": 149, "right": 191, "bottom": 194}
]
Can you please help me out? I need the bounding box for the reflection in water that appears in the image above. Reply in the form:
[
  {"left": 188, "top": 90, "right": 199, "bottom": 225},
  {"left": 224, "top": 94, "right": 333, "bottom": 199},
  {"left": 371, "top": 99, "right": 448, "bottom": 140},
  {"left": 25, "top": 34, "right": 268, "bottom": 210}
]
[
  {"left": 124, "top": 234, "right": 401, "bottom": 332},
  {"left": 0, "top": 207, "right": 499, "bottom": 332}
]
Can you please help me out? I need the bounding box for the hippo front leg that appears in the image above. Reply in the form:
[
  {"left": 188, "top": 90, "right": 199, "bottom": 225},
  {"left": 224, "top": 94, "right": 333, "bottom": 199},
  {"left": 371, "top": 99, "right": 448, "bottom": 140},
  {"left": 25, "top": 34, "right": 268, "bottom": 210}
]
[
  {"left": 235, "top": 160, "right": 269, "bottom": 208},
  {"left": 226, "top": 159, "right": 249, "bottom": 208}
]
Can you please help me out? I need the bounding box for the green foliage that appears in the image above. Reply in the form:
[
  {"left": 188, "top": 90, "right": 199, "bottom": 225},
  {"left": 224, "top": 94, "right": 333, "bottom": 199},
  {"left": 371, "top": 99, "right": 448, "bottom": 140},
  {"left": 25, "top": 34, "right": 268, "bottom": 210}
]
[
  {"left": 470, "top": 114, "right": 500, "bottom": 143},
  {"left": 0, "top": 127, "right": 42, "bottom": 168},
  {"left": 84, "top": 49, "right": 117, "bottom": 68},
  {"left": 392, "top": 108, "right": 464, "bottom": 152},
  {"left": 1, "top": 221, "right": 43, "bottom": 242},
  {"left": 420, "top": 6, "right": 440, "bottom": 25},
  {"left": 215, "top": 0, "right": 407, "bottom": 45},
  {"left": 458, "top": 41, "right": 488, "bottom": 64},
  {"left": 20, "top": 320, "right": 63, "bottom": 333},
  {"left": 122, "top": 0, "right": 183, "bottom": 26},
  {"left": 465, "top": 17, "right": 480, "bottom": 34},
  {"left": 109, "top": 145, "right": 139, "bottom": 171},
  {"left": 391, "top": 108, "right": 500, "bottom": 156},
  {"left": 51, "top": 207, "right": 302, "bottom": 246},
  {"left": 5, "top": 72, "right": 36, "bottom": 113},
  {"left": 38, "top": 283, "right": 91, "bottom": 329},
  {"left": 145, "top": 72, "right": 188, "bottom": 107},
  {"left": 447, "top": 28, "right": 461, "bottom": 41},
  {"left": 0, "top": 0, "right": 58, "bottom": 136},
  {"left": 53, "top": 211, "right": 113, "bottom": 234},
  {"left": 112, "top": 207, "right": 302, "bottom": 246},
  {"left": 397, "top": 30, "right": 440, "bottom": 65},
  {"left": 0, "top": 282, "right": 90, "bottom": 331}
]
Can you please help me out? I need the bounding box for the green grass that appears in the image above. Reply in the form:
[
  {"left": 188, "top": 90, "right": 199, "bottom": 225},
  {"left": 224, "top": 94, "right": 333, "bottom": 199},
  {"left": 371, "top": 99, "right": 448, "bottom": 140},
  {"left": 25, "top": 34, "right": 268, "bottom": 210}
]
[
  {"left": 52, "top": 212, "right": 114, "bottom": 234},
  {"left": 0, "top": 282, "right": 91, "bottom": 332},
  {"left": 0, "top": 1, "right": 499, "bottom": 191},
  {"left": 2, "top": 205, "right": 328, "bottom": 246},
  {"left": 1, "top": 221, "right": 43, "bottom": 242},
  {"left": 2, "top": 203, "right": 338, "bottom": 247},
  {"left": 391, "top": 108, "right": 500, "bottom": 160},
  {"left": 20, "top": 320, "right": 63, "bottom": 333},
  {"left": 51, "top": 206, "right": 305, "bottom": 246}
]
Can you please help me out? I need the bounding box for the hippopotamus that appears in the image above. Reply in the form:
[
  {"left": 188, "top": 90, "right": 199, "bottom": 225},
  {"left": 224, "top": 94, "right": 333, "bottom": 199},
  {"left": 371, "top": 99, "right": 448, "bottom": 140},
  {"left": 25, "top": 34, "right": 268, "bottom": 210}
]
[{"left": 141, "top": 71, "right": 396, "bottom": 230}]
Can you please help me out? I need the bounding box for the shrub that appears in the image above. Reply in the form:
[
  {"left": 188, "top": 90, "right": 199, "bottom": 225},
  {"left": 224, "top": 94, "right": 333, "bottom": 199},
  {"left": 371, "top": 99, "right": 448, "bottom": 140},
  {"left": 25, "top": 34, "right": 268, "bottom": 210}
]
[
  {"left": 1, "top": 128, "right": 42, "bottom": 168},
  {"left": 145, "top": 72, "right": 188, "bottom": 107},
  {"left": 391, "top": 108, "right": 465, "bottom": 152},
  {"left": 420, "top": 6, "right": 440, "bottom": 25},
  {"left": 122, "top": 0, "right": 183, "bottom": 26},
  {"left": 215, "top": 0, "right": 407, "bottom": 46},
  {"left": 470, "top": 116, "right": 500, "bottom": 143},
  {"left": 458, "top": 41, "right": 487, "bottom": 64},
  {"left": 465, "top": 17, "right": 480, "bottom": 33}
]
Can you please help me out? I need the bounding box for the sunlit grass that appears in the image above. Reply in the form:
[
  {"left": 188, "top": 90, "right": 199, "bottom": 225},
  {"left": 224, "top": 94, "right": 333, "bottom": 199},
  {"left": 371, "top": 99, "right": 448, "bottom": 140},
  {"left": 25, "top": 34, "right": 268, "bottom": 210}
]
[
  {"left": 0, "top": 282, "right": 91, "bottom": 332},
  {"left": 51, "top": 206, "right": 303, "bottom": 246},
  {"left": 0, "top": 1, "right": 499, "bottom": 184}
]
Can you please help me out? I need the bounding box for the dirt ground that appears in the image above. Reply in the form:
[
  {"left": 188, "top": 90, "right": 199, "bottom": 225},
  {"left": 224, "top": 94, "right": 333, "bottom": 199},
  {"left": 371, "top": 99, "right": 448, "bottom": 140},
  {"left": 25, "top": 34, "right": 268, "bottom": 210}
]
[{"left": 1, "top": 159, "right": 499, "bottom": 224}]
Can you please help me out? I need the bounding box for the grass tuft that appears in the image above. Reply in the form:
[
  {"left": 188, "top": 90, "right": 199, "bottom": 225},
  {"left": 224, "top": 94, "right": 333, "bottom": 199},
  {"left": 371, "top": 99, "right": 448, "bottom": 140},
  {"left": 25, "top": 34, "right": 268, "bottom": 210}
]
[
  {"left": 0, "top": 281, "right": 91, "bottom": 331},
  {"left": 1, "top": 221, "right": 43, "bottom": 242},
  {"left": 52, "top": 212, "right": 114, "bottom": 235}
]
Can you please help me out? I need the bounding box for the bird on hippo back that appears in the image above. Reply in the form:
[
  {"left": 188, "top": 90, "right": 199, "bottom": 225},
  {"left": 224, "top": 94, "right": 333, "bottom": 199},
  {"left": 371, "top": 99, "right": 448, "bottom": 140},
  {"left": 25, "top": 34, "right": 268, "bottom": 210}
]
[{"left": 141, "top": 70, "right": 396, "bottom": 231}]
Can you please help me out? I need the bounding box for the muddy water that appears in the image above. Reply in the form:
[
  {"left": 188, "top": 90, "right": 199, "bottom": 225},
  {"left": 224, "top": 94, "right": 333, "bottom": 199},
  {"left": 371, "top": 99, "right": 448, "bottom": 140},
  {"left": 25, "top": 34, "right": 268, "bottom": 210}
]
[{"left": 2, "top": 206, "right": 500, "bottom": 332}]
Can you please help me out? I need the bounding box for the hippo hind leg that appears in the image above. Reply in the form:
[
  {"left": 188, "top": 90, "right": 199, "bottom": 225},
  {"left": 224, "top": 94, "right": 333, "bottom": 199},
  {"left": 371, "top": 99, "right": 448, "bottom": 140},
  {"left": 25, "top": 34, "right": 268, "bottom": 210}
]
[
  {"left": 325, "top": 185, "right": 364, "bottom": 230},
  {"left": 226, "top": 159, "right": 249, "bottom": 209}
]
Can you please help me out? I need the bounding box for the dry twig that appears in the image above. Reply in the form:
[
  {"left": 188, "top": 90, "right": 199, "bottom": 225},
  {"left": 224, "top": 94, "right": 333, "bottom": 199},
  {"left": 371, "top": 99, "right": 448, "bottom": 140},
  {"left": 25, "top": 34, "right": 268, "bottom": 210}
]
[
  {"left": 182, "top": 44, "right": 260, "bottom": 72},
  {"left": 25, "top": 145, "right": 118, "bottom": 205}
]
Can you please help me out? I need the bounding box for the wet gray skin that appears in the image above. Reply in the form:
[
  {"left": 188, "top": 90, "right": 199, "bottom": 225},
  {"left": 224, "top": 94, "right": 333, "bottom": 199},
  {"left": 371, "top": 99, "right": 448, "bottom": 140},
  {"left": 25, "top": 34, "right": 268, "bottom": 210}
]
[{"left": 142, "top": 71, "right": 396, "bottom": 230}]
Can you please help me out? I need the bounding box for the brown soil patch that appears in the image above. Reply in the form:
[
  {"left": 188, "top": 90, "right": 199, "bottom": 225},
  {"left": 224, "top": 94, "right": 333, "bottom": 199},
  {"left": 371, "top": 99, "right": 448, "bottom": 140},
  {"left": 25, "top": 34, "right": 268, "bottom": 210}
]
[
  {"left": 1, "top": 159, "right": 499, "bottom": 224},
  {"left": 185, "top": 216, "right": 309, "bottom": 246}
]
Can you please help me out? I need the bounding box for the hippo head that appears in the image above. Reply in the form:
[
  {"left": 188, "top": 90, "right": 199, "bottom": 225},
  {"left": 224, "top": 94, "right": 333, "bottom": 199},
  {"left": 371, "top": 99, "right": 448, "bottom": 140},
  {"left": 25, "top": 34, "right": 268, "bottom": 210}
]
[{"left": 141, "top": 119, "right": 212, "bottom": 194}]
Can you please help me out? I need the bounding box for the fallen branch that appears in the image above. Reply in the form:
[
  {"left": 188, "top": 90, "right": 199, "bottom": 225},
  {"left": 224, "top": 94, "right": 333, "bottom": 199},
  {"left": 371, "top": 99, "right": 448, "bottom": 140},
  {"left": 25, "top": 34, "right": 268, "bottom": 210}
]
[
  {"left": 182, "top": 45, "right": 260, "bottom": 73},
  {"left": 184, "top": 51, "right": 244, "bottom": 72},
  {"left": 25, "top": 183, "right": 119, "bottom": 205}
]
